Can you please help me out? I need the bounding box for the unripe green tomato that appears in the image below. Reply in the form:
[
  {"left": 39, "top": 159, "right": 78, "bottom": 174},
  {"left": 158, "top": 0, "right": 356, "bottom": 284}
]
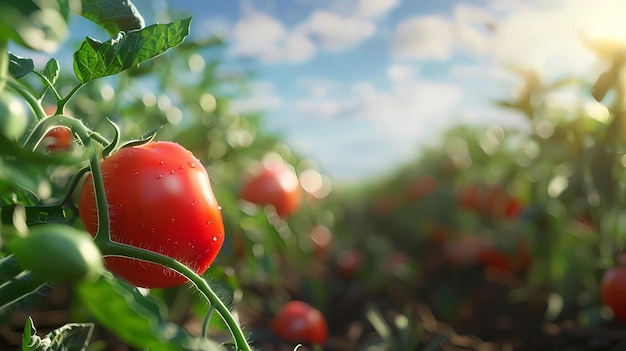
[
  {"left": 10, "top": 224, "right": 104, "bottom": 283},
  {"left": 0, "top": 91, "right": 28, "bottom": 140}
]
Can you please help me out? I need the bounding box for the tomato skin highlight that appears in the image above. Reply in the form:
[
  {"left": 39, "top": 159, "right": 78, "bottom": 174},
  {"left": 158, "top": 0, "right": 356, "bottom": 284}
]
[
  {"left": 271, "top": 300, "right": 329, "bottom": 345},
  {"left": 239, "top": 162, "right": 302, "bottom": 218},
  {"left": 78, "top": 141, "right": 225, "bottom": 288},
  {"left": 601, "top": 266, "right": 626, "bottom": 321}
]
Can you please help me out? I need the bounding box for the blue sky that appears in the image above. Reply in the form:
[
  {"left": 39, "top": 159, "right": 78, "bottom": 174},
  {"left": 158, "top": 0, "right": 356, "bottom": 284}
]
[{"left": 31, "top": 0, "right": 626, "bottom": 182}]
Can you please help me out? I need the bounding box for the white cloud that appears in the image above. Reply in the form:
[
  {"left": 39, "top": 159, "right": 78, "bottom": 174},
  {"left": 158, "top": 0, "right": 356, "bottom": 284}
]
[
  {"left": 229, "top": 11, "right": 286, "bottom": 61},
  {"left": 287, "top": 77, "right": 465, "bottom": 181},
  {"left": 294, "top": 99, "right": 343, "bottom": 119},
  {"left": 485, "top": 0, "right": 626, "bottom": 77},
  {"left": 282, "top": 33, "right": 317, "bottom": 63},
  {"left": 300, "top": 10, "right": 376, "bottom": 51},
  {"left": 391, "top": 16, "right": 455, "bottom": 60},
  {"left": 229, "top": 81, "right": 282, "bottom": 114},
  {"left": 228, "top": 4, "right": 384, "bottom": 63},
  {"left": 453, "top": 5, "right": 493, "bottom": 56},
  {"left": 354, "top": 0, "right": 400, "bottom": 19},
  {"left": 386, "top": 64, "right": 417, "bottom": 83}
]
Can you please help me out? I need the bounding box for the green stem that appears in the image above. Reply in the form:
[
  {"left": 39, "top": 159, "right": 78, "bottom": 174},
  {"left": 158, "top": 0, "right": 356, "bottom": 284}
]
[
  {"left": 58, "top": 83, "right": 84, "bottom": 113},
  {"left": 22, "top": 114, "right": 110, "bottom": 151},
  {"left": 87, "top": 141, "right": 111, "bottom": 241},
  {"left": 202, "top": 305, "right": 215, "bottom": 338},
  {"left": 99, "top": 241, "right": 251, "bottom": 351},
  {"left": 6, "top": 79, "right": 46, "bottom": 121},
  {"left": 0, "top": 40, "right": 8, "bottom": 92},
  {"left": 33, "top": 71, "right": 63, "bottom": 103}
]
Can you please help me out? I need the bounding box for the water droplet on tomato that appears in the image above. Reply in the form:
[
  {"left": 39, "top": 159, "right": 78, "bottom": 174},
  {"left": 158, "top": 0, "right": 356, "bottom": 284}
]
[
  {"left": 156, "top": 160, "right": 164, "bottom": 165},
  {"left": 212, "top": 236, "right": 218, "bottom": 242},
  {"left": 187, "top": 162, "right": 196, "bottom": 168},
  {"left": 206, "top": 220, "right": 212, "bottom": 226},
  {"left": 170, "top": 170, "right": 175, "bottom": 174},
  {"left": 151, "top": 228, "right": 156, "bottom": 233},
  {"left": 170, "top": 218, "right": 176, "bottom": 223},
  {"left": 154, "top": 174, "right": 163, "bottom": 179},
  {"left": 179, "top": 165, "right": 185, "bottom": 170},
  {"left": 134, "top": 171, "right": 139, "bottom": 176},
  {"left": 218, "top": 206, "right": 222, "bottom": 211},
  {"left": 191, "top": 200, "right": 198, "bottom": 206}
]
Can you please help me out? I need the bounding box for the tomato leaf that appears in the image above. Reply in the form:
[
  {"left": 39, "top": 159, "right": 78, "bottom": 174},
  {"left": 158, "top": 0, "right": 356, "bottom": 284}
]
[
  {"left": 41, "top": 58, "right": 60, "bottom": 87},
  {"left": 76, "top": 272, "right": 226, "bottom": 351},
  {"left": 72, "top": 17, "right": 192, "bottom": 83},
  {"left": 0, "top": 0, "right": 69, "bottom": 52},
  {"left": 8, "top": 53, "right": 34, "bottom": 79},
  {"left": 22, "top": 317, "right": 95, "bottom": 351},
  {"left": 80, "top": 0, "right": 145, "bottom": 36}
]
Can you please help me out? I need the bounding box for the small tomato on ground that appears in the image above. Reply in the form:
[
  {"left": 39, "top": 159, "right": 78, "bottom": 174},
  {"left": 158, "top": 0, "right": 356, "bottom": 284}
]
[
  {"left": 271, "top": 300, "right": 329, "bottom": 345},
  {"left": 600, "top": 266, "right": 626, "bottom": 321},
  {"left": 78, "top": 141, "right": 225, "bottom": 288},
  {"left": 239, "top": 161, "right": 302, "bottom": 218}
]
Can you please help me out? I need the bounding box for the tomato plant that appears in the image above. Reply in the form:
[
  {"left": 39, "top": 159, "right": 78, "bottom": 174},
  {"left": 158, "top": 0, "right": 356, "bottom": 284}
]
[
  {"left": 271, "top": 300, "right": 329, "bottom": 345},
  {"left": 238, "top": 161, "right": 302, "bottom": 218},
  {"left": 10, "top": 224, "right": 103, "bottom": 283},
  {"left": 600, "top": 266, "right": 626, "bottom": 321},
  {"left": 78, "top": 141, "right": 225, "bottom": 288}
]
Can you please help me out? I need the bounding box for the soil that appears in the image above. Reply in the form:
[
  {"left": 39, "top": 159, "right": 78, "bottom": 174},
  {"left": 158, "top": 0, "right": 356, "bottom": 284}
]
[{"left": 1, "top": 241, "right": 624, "bottom": 351}]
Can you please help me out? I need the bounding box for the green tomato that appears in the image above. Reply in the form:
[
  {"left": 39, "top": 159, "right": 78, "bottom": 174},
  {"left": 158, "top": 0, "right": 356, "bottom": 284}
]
[
  {"left": 0, "top": 91, "right": 28, "bottom": 140},
  {"left": 10, "top": 224, "right": 104, "bottom": 283}
]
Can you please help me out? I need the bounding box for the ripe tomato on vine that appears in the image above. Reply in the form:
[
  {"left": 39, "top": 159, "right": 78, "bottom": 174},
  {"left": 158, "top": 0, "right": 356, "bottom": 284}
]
[{"left": 78, "top": 141, "right": 225, "bottom": 288}]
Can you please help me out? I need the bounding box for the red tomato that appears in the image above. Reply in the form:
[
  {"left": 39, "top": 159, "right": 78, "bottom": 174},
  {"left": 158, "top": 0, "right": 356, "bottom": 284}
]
[
  {"left": 239, "top": 162, "right": 302, "bottom": 218},
  {"left": 336, "top": 248, "right": 363, "bottom": 279},
  {"left": 78, "top": 142, "right": 225, "bottom": 288},
  {"left": 476, "top": 247, "right": 512, "bottom": 272},
  {"left": 477, "top": 239, "right": 531, "bottom": 274},
  {"left": 483, "top": 185, "right": 523, "bottom": 218},
  {"left": 405, "top": 174, "right": 438, "bottom": 201},
  {"left": 271, "top": 300, "right": 328, "bottom": 345},
  {"left": 601, "top": 266, "right": 626, "bottom": 321},
  {"left": 43, "top": 126, "right": 73, "bottom": 152},
  {"left": 457, "top": 185, "right": 482, "bottom": 211},
  {"left": 443, "top": 235, "right": 483, "bottom": 267}
]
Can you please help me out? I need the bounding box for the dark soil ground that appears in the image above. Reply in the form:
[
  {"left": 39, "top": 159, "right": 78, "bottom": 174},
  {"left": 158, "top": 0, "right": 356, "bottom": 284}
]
[{"left": 1, "top": 240, "right": 624, "bottom": 351}]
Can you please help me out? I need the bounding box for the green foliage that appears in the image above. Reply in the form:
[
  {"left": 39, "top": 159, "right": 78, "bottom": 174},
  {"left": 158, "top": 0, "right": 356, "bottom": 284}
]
[
  {"left": 76, "top": 272, "right": 225, "bottom": 351},
  {"left": 22, "top": 317, "right": 94, "bottom": 351},
  {"left": 73, "top": 18, "right": 191, "bottom": 83}
]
